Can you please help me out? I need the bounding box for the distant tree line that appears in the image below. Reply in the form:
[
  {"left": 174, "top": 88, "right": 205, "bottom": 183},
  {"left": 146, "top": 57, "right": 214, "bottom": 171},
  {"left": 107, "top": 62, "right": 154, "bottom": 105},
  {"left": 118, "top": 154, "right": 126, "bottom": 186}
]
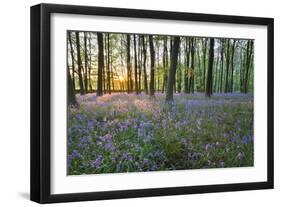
[{"left": 67, "top": 31, "right": 254, "bottom": 106}]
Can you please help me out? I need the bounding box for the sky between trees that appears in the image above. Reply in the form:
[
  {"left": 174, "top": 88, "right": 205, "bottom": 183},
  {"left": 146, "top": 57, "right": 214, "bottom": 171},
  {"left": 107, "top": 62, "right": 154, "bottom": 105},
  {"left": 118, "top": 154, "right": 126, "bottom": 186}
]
[{"left": 67, "top": 31, "right": 254, "bottom": 106}]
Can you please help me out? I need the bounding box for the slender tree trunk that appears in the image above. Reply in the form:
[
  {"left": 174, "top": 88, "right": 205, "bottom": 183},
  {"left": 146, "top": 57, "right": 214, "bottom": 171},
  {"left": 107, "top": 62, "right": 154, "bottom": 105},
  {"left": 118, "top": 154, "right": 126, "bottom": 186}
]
[
  {"left": 83, "top": 32, "right": 88, "bottom": 93},
  {"left": 202, "top": 38, "right": 207, "bottom": 90},
  {"left": 248, "top": 54, "right": 254, "bottom": 93},
  {"left": 230, "top": 40, "right": 236, "bottom": 92},
  {"left": 224, "top": 39, "right": 230, "bottom": 93},
  {"left": 126, "top": 34, "right": 132, "bottom": 93},
  {"left": 120, "top": 36, "right": 125, "bottom": 93},
  {"left": 138, "top": 35, "right": 142, "bottom": 92},
  {"left": 162, "top": 37, "right": 168, "bottom": 93},
  {"left": 149, "top": 35, "right": 155, "bottom": 97},
  {"left": 106, "top": 34, "right": 111, "bottom": 94},
  {"left": 97, "top": 33, "right": 104, "bottom": 96},
  {"left": 206, "top": 38, "right": 215, "bottom": 97},
  {"left": 110, "top": 54, "right": 114, "bottom": 92},
  {"left": 133, "top": 35, "right": 139, "bottom": 94},
  {"left": 156, "top": 40, "right": 160, "bottom": 92},
  {"left": 219, "top": 39, "right": 224, "bottom": 93},
  {"left": 142, "top": 35, "right": 148, "bottom": 94},
  {"left": 190, "top": 38, "right": 195, "bottom": 93},
  {"left": 184, "top": 38, "right": 190, "bottom": 93},
  {"left": 243, "top": 41, "right": 250, "bottom": 93},
  {"left": 214, "top": 46, "right": 220, "bottom": 93},
  {"left": 166, "top": 36, "right": 180, "bottom": 102},
  {"left": 88, "top": 56, "right": 92, "bottom": 92},
  {"left": 239, "top": 44, "right": 244, "bottom": 92},
  {"left": 170, "top": 39, "right": 177, "bottom": 93},
  {"left": 243, "top": 40, "right": 253, "bottom": 93},
  {"left": 102, "top": 37, "right": 106, "bottom": 93},
  {"left": 67, "top": 34, "right": 78, "bottom": 106},
  {"left": 102, "top": 69, "right": 106, "bottom": 93},
  {"left": 88, "top": 33, "right": 92, "bottom": 91},
  {"left": 196, "top": 45, "right": 201, "bottom": 90},
  {"left": 68, "top": 32, "right": 76, "bottom": 91},
  {"left": 67, "top": 65, "right": 78, "bottom": 106},
  {"left": 75, "top": 32, "right": 85, "bottom": 95},
  {"left": 177, "top": 46, "right": 182, "bottom": 93}
]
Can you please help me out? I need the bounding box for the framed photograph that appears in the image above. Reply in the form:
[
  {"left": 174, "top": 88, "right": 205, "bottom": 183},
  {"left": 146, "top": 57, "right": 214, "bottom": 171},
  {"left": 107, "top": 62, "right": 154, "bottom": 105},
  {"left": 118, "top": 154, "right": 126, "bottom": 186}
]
[{"left": 30, "top": 3, "right": 274, "bottom": 203}]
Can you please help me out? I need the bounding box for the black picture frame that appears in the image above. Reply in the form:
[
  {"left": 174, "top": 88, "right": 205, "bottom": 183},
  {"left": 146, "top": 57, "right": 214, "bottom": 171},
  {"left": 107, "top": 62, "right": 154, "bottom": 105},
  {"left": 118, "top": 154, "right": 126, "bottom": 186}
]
[{"left": 30, "top": 3, "right": 274, "bottom": 204}]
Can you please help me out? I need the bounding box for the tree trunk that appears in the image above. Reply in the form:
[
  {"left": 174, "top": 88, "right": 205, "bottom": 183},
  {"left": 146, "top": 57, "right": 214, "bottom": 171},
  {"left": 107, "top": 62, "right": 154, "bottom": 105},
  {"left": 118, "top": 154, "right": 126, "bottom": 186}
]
[
  {"left": 205, "top": 38, "right": 214, "bottom": 97},
  {"left": 83, "top": 32, "right": 88, "bottom": 93},
  {"left": 219, "top": 39, "right": 224, "bottom": 93},
  {"left": 166, "top": 36, "right": 180, "bottom": 102},
  {"left": 224, "top": 39, "right": 230, "bottom": 93},
  {"left": 110, "top": 54, "right": 115, "bottom": 92},
  {"left": 243, "top": 40, "right": 253, "bottom": 93},
  {"left": 202, "top": 38, "right": 207, "bottom": 90},
  {"left": 214, "top": 46, "right": 220, "bottom": 93},
  {"left": 106, "top": 34, "right": 111, "bottom": 94},
  {"left": 67, "top": 34, "right": 78, "bottom": 106},
  {"left": 149, "top": 35, "right": 155, "bottom": 97},
  {"left": 156, "top": 40, "right": 160, "bottom": 92},
  {"left": 120, "top": 35, "right": 125, "bottom": 92},
  {"left": 184, "top": 37, "right": 190, "bottom": 93},
  {"left": 68, "top": 32, "right": 76, "bottom": 90},
  {"left": 126, "top": 34, "right": 133, "bottom": 93},
  {"left": 133, "top": 35, "right": 139, "bottom": 94},
  {"left": 88, "top": 33, "right": 92, "bottom": 91},
  {"left": 162, "top": 37, "right": 168, "bottom": 93},
  {"left": 97, "top": 33, "right": 104, "bottom": 96},
  {"left": 138, "top": 35, "right": 142, "bottom": 92},
  {"left": 102, "top": 37, "right": 106, "bottom": 94},
  {"left": 196, "top": 44, "right": 201, "bottom": 90},
  {"left": 239, "top": 44, "right": 244, "bottom": 92},
  {"left": 67, "top": 65, "right": 78, "bottom": 106},
  {"left": 75, "top": 32, "right": 85, "bottom": 94},
  {"left": 177, "top": 46, "right": 182, "bottom": 93},
  {"left": 230, "top": 40, "right": 236, "bottom": 92},
  {"left": 142, "top": 35, "right": 148, "bottom": 94},
  {"left": 189, "top": 38, "right": 195, "bottom": 93}
]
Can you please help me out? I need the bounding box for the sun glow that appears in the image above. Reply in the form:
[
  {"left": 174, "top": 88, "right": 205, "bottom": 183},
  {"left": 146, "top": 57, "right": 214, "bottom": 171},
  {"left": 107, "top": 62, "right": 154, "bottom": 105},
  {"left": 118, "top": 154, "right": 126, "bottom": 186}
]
[{"left": 119, "top": 76, "right": 124, "bottom": 82}]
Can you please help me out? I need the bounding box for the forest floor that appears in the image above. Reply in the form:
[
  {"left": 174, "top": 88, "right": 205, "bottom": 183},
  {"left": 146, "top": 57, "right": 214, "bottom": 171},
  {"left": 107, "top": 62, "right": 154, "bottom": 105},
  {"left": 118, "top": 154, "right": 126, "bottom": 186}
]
[{"left": 67, "top": 92, "right": 254, "bottom": 175}]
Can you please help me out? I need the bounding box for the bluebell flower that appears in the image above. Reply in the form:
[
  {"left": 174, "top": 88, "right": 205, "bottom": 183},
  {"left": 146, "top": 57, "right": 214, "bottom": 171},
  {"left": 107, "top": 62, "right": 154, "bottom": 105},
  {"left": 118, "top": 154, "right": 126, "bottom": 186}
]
[
  {"left": 242, "top": 135, "right": 248, "bottom": 145},
  {"left": 78, "top": 136, "right": 92, "bottom": 148},
  {"left": 87, "top": 119, "right": 95, "bottom": 130},
  {"left": 71, "top": 150, "right": 81, "bottom": 158},
  {"left": 241, "top": 134, "right": 254, "bottom": 145},
  {"left": 91, "top": 155, "right": 103, "bottom": 168},
  {"left": 121, "top": 153, "right": 132, "bottom": 161},
  {"left": 75, "top": 113, "right": 84, "bottom": 122},
  {"left": 104, "top": 142, "right": 115, "bottom": 152}
]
